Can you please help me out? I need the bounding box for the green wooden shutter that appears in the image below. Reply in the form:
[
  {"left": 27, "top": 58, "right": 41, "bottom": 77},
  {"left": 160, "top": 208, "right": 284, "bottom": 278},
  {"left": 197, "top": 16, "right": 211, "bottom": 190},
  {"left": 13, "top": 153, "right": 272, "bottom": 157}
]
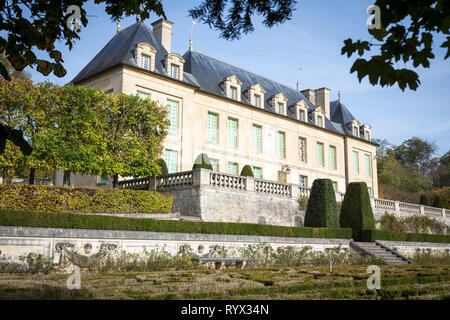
[
  {"left": 166, "top": 100, "right": 179, "bottom": 134},
  {"left": 164, "top": 149, "right": 178, "bottom": 174},
  {"left": 228, "top": 118, "right": 238, "bottom": 148},
  {"left": 136, "top": 91, "right": 150, "bottom": 99},
  {"left": 207, "top": 112, "right": 218, "bottom": 142},
  {"left": 228, "top": 162, "right": 237, "bottom": 175},
  {"left": 317, "top": 142, "right": 324, "bottom": 166},
  {"left": 330, "top": 146, "right": 336, "bottom": 170},
  {"left": 210, "top": 159, "right": 218, "bottom": 171},
  {"left": 253, "top": 167, "right": 261, "bottom": 179},
  {"left": 278, "top": 132, "right": 285, "bottom": 158},
  {"left": 353, "top": 151, "right": 359, "bottom": 174},
  {"left": 253, "top": 125, "right": 261, "bottom": 153},
  {"left": 365, "top": 154, "right": 371, "bottom": 176}
]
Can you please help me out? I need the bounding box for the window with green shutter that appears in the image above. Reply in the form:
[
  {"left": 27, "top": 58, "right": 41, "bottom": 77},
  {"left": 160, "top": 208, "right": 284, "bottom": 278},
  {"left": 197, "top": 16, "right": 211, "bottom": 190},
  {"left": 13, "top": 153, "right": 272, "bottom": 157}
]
[
  {"left": 252, "top": 125, "right": 262, "bottom": 153},
  {"left": 316, "top": 142, "right": 324, "bottom": 166},
  {"left": 253, "top": 167, "right": 262, "bottom": 179},
  {"left": 210, "top": 159, "right": 218, "bottom": 171},
  {"left": 166, "top": 100, "right": 179, "bottom": 134},
  {"left": 353, "top": 151, "right": 359, "bottom": 174},
  {"left": 228, "top": 162, "right": 238, "bottom": 175},
  {"left": 330, "top": 145, "right": 337, "bottom": 170},
  {"left": 170, "top": 64, "right": 179, "bottom": 79},
  {"left": 136, "top": 91, "right": 150, "bottom": 99},
  {"left": 277, "top": 131, "right": 286, "bottom": 158},
  {"left": 228, "top": 118, "right": 238, "bottom": 148},
  {"left": 365, "top": 154, "right": 371, "bottom": 176},
  {"left": 164, "top": 149, "right": 178, "bottom": 174},
  {"left": 207, "top": 112, "right": 218, "bottom": 143}
]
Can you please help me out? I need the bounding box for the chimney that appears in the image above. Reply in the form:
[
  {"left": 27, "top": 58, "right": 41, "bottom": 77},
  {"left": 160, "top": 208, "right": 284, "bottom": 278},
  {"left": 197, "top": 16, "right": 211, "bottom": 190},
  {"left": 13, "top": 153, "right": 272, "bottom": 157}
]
[
  {"left": 314, "top": 87, "right": 330, "bottom": 119},
  {"left": 151, "top": 18, "right": 174, "bottom": 53},
  {"left": 300, "top": 89, "right": 315, "bottom": 105}
]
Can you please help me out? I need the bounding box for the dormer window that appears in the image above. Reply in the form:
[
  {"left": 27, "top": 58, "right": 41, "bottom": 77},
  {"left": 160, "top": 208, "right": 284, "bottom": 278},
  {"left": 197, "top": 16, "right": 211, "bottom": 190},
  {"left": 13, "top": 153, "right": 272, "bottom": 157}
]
[
  {"left": 246, "top": 83, "right": 265, "bottom": 108},
  {"left": 141, "top": 54, "right": 150, "bottom": 70},
  {"left": 135, "top": 43, "right": 156, "bottom": 72},
  {"left": 165, "top": 53, "right": 185, "bottom": 81},
  {"left": 170, "top": 63, "right": 180, "bottom": 79},
  {"left": 312, "top": 107, "right": 326, "bottom": 128},
  {"left": 294, "top": 100, "right": 309, "bottom": 122},
  {"left": 222, "top": 75, "right": 242, "bottom": 101},
  {"left": 352, "top": 126, "right": 359, "bottom": 137},
  {"left": 365, "top": 130, "right": 371, "bottom": 141},
  {"left": 271, "top": 93, "right": 288, "bottom": 116},
  {"left": 317, "top": 115, "right": 324, "bottom": 127},
  {"left": 253, "top": 94, "right": 261, "bottom": 107},
  {"left": 349, "top": 120, "right": 361, "bottom": 138},
  {"left": 299, "top": 109, "right": 306, "bottom": 121},
  {"left": 362, "top": 124, "right": 372, "bottom": 141}
]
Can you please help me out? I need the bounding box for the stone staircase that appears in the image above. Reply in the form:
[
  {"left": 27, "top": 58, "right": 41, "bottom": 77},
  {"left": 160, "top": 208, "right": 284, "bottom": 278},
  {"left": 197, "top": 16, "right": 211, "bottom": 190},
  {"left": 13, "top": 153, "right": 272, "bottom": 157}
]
[{"left": 351, "top": 241, "right": 412, "bottom": 265}]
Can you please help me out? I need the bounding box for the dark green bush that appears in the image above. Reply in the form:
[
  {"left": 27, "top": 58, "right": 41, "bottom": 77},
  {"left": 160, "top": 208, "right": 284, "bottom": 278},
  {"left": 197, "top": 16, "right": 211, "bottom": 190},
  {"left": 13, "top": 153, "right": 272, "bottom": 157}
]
[
  {"left": 304, "top": 179, "right": 339, "bottom": 228},
  {"left": 157, "top": 158, "right": 169, "bottom": 175},
  {"left": 378, "top": 212, "right": 406, "bottom": 232},
  {"left": 192, "top": 153, "right": 213, "bottom": 170},
  {"left": 361, "top": 229, "right": 450, "bottom": 243},
  {"left": 240, "top": 165, "right": 254, "bottom": 177},
  {"left": 339, "top": 182, "right": 375, "bottom": 241},
  {"left": 420, "top": 194, "right": 430, "bottom": 206},
  {"left": 0, "top": 210, "right": 352, "bottom": 239},
  {"left": 0, "top": 184, "right": 172, "bottom": 213},
  {"left": 431, "top": 194, "right": 445, "bottom": 209}
]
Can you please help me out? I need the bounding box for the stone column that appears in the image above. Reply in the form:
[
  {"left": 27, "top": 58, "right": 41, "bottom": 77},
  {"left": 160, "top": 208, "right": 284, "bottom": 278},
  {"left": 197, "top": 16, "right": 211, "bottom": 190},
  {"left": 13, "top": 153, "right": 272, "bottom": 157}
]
[
  {"left": 394, "top": 201, "right": 400, "bottom": 216},
  {"left": 420, "top": 205, "right": 425, "bottom": 215},
  {"left": 246, "top": 177, "right": 255, "bottom": 192},
  {"left": 291, "top": 184, "right": 300, "bottom": 199},
  {"left": 193, "top": 168, "right": 211, "bottom": 187}
]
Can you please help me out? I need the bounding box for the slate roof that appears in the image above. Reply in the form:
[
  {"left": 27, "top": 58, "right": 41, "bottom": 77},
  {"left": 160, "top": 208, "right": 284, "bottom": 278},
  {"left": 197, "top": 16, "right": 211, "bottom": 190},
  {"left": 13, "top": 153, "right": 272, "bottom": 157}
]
[{"left": 72, "top": 22, "right": 375, "bottom": 140}]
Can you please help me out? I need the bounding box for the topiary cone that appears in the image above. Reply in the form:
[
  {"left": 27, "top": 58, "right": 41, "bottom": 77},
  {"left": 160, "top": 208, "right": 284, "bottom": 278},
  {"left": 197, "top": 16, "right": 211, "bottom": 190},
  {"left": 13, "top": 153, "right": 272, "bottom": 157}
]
[
  {"left": 192, "top": 153, "right": 213, "bottom": 170},
  {"left": 240, "top": 165, "right": 254, "bottom": 177},
  {"left": 304, "top": 179, "right": 340, "bottom": 228}
]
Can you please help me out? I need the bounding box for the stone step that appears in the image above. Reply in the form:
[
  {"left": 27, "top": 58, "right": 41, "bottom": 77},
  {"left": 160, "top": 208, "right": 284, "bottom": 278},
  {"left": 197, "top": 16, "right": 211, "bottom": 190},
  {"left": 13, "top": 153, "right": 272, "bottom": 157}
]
[{"left": 351, "top": 241, "right": 410, "bottom": 265}]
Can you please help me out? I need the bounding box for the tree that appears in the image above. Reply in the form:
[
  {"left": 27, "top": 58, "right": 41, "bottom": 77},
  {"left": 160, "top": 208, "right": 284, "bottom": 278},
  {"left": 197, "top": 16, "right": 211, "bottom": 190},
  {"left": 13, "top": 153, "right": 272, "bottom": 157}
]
[
  {"left": 394, "top": 137, "right": 437, "bottom": 175},
  {"left": 429, "top": 150, "right": 450, "bottom": 188},
  {"left": 420, "top": 194, "right": 430, "bottom": 206},
  {"left": 102, "top": 93, "right": 169, "bottom": 188},
  {"left": 0, "top": 0, "right": 165, "bottom": 80}
]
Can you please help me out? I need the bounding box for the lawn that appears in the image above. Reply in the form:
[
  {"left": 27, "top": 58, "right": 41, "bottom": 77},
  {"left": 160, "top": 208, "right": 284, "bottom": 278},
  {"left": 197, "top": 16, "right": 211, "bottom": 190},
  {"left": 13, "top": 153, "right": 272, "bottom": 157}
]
[{"left": 0, "top": 265, "right": 449, "bottom": 300}]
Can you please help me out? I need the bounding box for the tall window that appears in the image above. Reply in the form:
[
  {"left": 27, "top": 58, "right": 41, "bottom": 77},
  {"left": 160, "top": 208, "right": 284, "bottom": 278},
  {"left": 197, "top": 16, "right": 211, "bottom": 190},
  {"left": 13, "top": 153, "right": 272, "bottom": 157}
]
[
  {"left": 207, "top": 112, "right": 218, "bottom": 143},
  {"left": 299, "top": 175, "right": 308, "bottom": 187},
  {"left": 227, "top": 118, "right": 238, "bottom": 148},
  {"left": 298, "top": 137, "right": 307, "bottom": 162},
  {"left": 210, "top": 159, "right": 218, "bottom": 172},
  {"left": 253, "top": 167, "right": 262, "bottom": 179},
  {"left": 166, "top": 100, "right": 179, "bottom": 134},
  {"left": 353, "top": 126, "right": 359, "bottom": 137},
  {"left": 252, "top": 125, "right": 262, "bottom": 153},
  {"left": 229, "top": 86, "right": 237, "bottom": 100},
  {"left": 277, "top": 131, "right": 286, "bottom": 158},
  {"left": 329, "top": 145, "right": 337, "bottom": 170},
  {"left": 299, "top": 109, "right": 306, "bottom": 121},
  {"left": 365, "top": 130, "right": 371, "bottom": 141},
  {"left": 228, "top": 162, "right": 238, "bottom": 175},
  {"left": 165, "top": 149, "right": 178, "bottom": 174},
  {"left": 365, "top": 154, "right": 371, "bottom": 177},
  {"left": 253, "top": 94, "right": 261, "bottom": 107},
  {"left": 136, "top": 91, "right": 150, "bottom": 99},
  {"left": 316, "top": 115, "right": 324, "bottom": 127},
  {"left": 278, "top": 171, "right": 287, "bottom": 183},
  {"left": 316, "top": 142, "right": 324, "bottom": 167},
  {"left": 353, "top": 151, "right": 359, "bottom": 174},
  {"left": 141, "top": 54, "right": 150, "bottom": 70},
  {"left": 170, "top": 64, "right": 179, "bottom": 79},
  {"left": 277, "top": 102, "right": 284, "bottom": 114}
]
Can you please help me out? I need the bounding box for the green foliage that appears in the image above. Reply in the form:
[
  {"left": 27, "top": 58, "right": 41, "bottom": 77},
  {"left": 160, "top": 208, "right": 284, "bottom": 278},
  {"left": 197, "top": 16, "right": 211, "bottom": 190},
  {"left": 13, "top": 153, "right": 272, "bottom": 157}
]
[
  {"left": 394, "top": 137, "right": 437, "bottom": 175},
  {"left": 157, "top": 158, "right": 168, "bottom": 175},
  {"left": 361, "top": 230, "right": 450, "bottom": 243},
  {"left": 341, "top": 1, "right": 450, "bottom": 91},
  {"left": 420, "top": 194, "right": 430, "bottom": 206},
  {"left": 192, "top": 153, "right": 213, "bottom": 170},
  {"left": 0, "top": 184, "right": 172, "bottom": 213},
  {"left": 240, "top": 165, "right": 254, "bottom": 177},
  {"left": 0, "top": 1, "right": 166, "bottom": 79},
  {"left": 0, "top": 209, "right": 352, "bottom": 239},
  {"left": 304, "top": 179, "right": 339, "bottom": 228},
  {"left": 377, "top": 212, "right": 446, "bottom": 235},
  {"left": 297, "top": 197, "right": 308, "bottom": 211},
  {"left": 411, "top": 249, "right": 450, "bottom": 265},
  {"left": 377, "top": 212, "right": 406, "bottom": 232},
  {"left": 340, "top": 182, "right": 375, "bottom": 241},
  {"left": 431, "top": 194, "right": 445, "bottom": 208}
]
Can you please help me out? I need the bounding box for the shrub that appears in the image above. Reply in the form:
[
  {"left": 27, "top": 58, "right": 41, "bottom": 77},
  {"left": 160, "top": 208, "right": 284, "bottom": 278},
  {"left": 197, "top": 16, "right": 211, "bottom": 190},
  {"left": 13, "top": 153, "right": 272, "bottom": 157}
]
[
  {"left": 157, "top": 158, "right": 168, "bottom": 175},
  {"left": 420, "top": 194, "right": 430, "bottom": 206},
  {"left": 431, "top": 194, "right": 445, "bottom": 208},
  {"left": 297, "top": 197, "right": 308, "bottom": 212},
  {"left": 378, "top": 212, "right": 406, "bottom": 232},
  {"left": 361, "top": 229, "right": 450, "bottom": 243},
  {"left": 304, "top": 179, "right": 339, "bottom": 228},
  {"left": 0, "top": 210, "right": 352, "bottom": 239},
  {"left": 0, "top": 184, "right": 172, "bottom": 213},
  {"left": 340, "top": 182, "right": 375, "bottom": 241},
  {"left": 192, "top": 153, "right": 213, "bottom": 170},
  {"left": 240, "top": 165, "right": 254, "bottom": 177}
]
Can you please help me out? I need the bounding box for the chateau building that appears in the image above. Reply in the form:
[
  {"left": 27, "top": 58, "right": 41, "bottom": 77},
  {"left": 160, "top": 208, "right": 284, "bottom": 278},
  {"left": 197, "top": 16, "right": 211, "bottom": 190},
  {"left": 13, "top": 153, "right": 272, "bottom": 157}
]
[{"left": 71, "top": 19, "right": 378, "bottom": 197}]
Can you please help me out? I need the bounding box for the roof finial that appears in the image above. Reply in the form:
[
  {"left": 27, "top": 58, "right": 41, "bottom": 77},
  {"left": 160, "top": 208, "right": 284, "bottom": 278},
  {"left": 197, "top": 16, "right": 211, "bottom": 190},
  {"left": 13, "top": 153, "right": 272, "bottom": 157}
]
[
  {"left": 338, "top": 90, "right": 341, "bottom": 101},
  {"left": 116, "top": 18, "right": 120, "bottom": 33},
  {"left": 296, "top": 80, "right": 300, "bottom": 91},
  {"left": 190, "top": 21, "right": 196, "bottom": 50}
]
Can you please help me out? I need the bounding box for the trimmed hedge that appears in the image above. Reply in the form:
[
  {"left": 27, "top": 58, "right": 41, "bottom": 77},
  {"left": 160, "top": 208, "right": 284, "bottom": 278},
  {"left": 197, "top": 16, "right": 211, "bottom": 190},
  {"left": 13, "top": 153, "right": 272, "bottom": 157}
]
[
  {"left": 420, "top": 194, "right": 430, "bottom": 206},
  {"left": 0, "top": 184, "right": 172, "bottom": 213},
  {"left": 339, "top": 182, "right": 375, "bottom": 241},
  {"left": 0, "top": 210, "right": 353, "bottom": 239},
  {"left": 304, "top": 179, "right": 339, "bottom": 228},
  {"left": 157, "top": 159, "right": 169, "bottom": 175},
  {"left": 240, "top": 165, "right": 254, "bottom": 177},
  {"left": 192, "top": 153, "right": 213, "bottom": 170},
  {"left": 361, "top": 229, "right": 450, "bottom": 244}
]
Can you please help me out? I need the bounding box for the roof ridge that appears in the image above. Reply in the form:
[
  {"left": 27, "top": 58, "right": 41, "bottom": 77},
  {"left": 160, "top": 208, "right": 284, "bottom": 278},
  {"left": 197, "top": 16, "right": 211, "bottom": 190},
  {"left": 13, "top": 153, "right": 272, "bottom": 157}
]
[{"left": 190, "top": 49, "right": 306, "bottom": 94}]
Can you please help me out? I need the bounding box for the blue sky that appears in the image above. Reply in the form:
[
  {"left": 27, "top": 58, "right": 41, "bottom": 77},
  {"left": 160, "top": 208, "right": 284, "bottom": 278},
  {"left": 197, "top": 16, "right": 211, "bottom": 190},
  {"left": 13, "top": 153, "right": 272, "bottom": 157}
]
[{"left": 26, "top": 0, "right": 450, "bottom": 156}]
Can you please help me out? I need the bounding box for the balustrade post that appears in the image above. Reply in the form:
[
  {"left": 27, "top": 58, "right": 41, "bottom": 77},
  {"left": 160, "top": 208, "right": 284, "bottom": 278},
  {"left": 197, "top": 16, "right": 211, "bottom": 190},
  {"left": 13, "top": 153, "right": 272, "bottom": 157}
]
[
  {"left": 291, "top": 184, "right": 300, "bottom": 199},
  {"left": 193, "top": 168, "right": 211, "bottom": 187},
  {"left": 394, "top": 201, "right": 400, "bottom": 215},
  {"left": 246, "top": 176, "right": 255, "bottom": 191},
  {"left": 148, "top": 176, "right": 157, "bottom": 191},
  {"left": 420, "top": 205, "right": 425, "bottom": 215},
  {"left": 370, "top": 197, "right": 375, "bottom": 208}
]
